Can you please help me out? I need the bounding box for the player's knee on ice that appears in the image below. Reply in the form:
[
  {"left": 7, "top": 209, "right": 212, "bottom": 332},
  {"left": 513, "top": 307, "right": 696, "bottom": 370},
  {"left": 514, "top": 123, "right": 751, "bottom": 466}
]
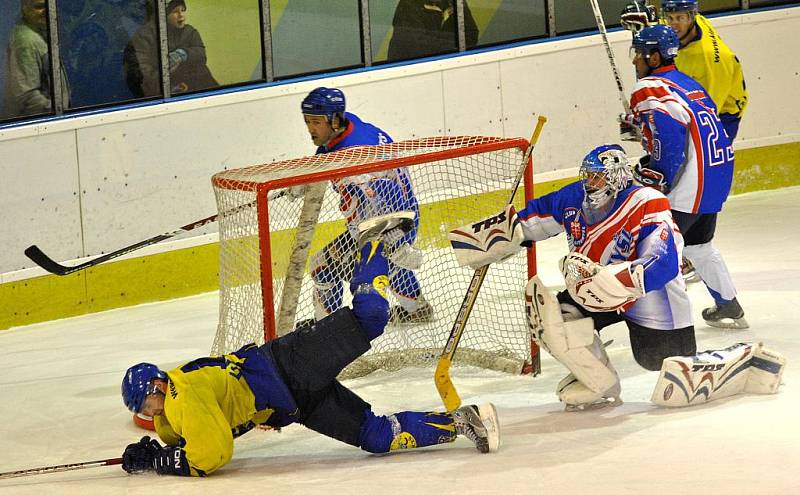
[
  {"left": 629, "top": 324, "right": 696, "bottom": 371},
  {"left": 358, "top": 409, "right": 455, "bottom": 453},
  {"left": 350, "top": 242, "right": 390, "bottom": 340}
]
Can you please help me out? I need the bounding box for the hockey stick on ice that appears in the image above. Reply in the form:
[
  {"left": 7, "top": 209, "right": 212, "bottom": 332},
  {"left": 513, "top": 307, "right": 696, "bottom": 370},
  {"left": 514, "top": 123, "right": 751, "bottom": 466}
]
[
  {"left": 24, "top": 189, "right": 290, "bottom": 276},
  {"left": 0, "top": 457, "right": 122, "bottom": 479},
  {"left": 435, "top": 115, "right": 547, "bottom": 412}
]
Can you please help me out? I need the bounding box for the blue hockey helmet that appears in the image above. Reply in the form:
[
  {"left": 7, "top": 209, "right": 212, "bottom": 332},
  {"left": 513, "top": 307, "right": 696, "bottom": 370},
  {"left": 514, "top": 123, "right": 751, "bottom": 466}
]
[
  {"left": 580, "top": 144, "right": 632, "bottom": 209},
  {"left": 301, "top": 87, "right": 346, "bottom": 122},
  {"left": 122, "top": 363, "right": 166, "bottom": 413},
  {"left": 662, "top": 0, "right": 698, "bottom": 13},
  {"left": 631, "top": 25, "right": 680, "bottom": 62}
]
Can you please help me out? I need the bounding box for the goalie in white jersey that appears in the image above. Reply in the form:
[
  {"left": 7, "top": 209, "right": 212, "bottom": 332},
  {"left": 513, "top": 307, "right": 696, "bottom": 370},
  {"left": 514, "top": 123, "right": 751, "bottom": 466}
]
[{"left": 449, "top": 144, "right": 785, "bottom": 411}]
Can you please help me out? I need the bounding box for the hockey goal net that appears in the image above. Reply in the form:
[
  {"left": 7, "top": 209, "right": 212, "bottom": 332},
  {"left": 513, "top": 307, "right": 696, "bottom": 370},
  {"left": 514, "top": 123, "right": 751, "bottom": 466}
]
[{"left": 211, "top": 136, "right": 537, "bottom": 378}]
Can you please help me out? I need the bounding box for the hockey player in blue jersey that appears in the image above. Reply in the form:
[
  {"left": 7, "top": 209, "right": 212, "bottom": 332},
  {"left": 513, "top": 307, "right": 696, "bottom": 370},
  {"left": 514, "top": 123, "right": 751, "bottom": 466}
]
[
  {"left": 449, "top": 145, "right": 784, "bottom": 411},
  {"left": 298, "top": 87, "right": 433, "bottom": 325},
  {"left": 624, "top": 25, "right": 746, "bottom": 329},
  {"left": 119, "top": 215, "right": 499, "bottom": 477}
]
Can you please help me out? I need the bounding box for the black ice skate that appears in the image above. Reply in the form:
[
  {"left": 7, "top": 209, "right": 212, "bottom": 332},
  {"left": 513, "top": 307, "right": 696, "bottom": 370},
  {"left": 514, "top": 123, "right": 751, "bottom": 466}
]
[
  {"left": 702, "top": 297, "right": 749, "bottom": 329},
  {"left": 452, "top": 403, "right": 500, "bottom": 453}
]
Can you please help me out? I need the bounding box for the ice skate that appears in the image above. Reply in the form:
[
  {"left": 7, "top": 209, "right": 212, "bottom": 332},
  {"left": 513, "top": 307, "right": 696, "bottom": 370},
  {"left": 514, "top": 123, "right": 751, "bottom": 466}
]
[
  {"left": 702, "top": 297, "right": 749, "bottom": 329},
  {"left": 557, "top": 373, "right": 622, "bottom": 412},
  {"left": 681, "top": 257, "right": 701, "bottom": 283},
  {"left": 357, "top": 211, "right": 415, "bottom": 248},
  {"left": 452, "top": 403, "right": 500, "bottom": 453},
  {"left": 389, "top": 298, "right": 435, "bottom": 324}
]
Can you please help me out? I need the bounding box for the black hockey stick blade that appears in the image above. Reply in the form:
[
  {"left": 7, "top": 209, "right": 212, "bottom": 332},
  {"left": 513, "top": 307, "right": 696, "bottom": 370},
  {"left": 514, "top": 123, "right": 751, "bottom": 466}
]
[{"left": 24, "top": 245, "right": 83, "bottom": 276}]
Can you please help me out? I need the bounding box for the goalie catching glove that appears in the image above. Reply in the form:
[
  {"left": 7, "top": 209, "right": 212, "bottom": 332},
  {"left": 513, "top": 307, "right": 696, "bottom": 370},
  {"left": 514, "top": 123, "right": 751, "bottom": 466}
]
[
  {"left": 561, "top": 252, "right": 645, "bottom": 312},
  {"left": 449, "top": 205, "right": 525, "bottom": 270}
]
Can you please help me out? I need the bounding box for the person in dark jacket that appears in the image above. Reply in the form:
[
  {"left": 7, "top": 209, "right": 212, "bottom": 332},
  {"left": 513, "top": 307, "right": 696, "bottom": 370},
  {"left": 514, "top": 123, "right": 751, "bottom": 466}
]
[
  {"left": 387, "top": 0, "right": 478, "bottom": 62},
  {"left": 124, "top": 0, "right": 217, "bottom": 97}
]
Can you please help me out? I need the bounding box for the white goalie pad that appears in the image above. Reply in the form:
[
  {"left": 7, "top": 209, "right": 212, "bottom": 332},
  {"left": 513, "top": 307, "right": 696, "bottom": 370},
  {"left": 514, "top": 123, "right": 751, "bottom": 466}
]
[
  {"left": 651, "top": 342, "right": 787, "bottom": 407},
  {"left": 562, "top": 253, "right": 645, "bottom": 312},
  {"left": 525, "top": 276, "right": 619, "bottom": 396},
  {"left": 449, "top": 205, "right": 524, "bottom": 270}
]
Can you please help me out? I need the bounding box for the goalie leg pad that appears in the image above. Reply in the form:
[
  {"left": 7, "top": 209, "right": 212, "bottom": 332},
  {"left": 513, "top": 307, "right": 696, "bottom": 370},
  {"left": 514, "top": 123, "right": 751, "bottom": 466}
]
[
  {"left": 651, "top": 342, "right": 786, "bottom": 407},
  {"left": 525, "top": 276, "right": 620, "bottom": 397}
]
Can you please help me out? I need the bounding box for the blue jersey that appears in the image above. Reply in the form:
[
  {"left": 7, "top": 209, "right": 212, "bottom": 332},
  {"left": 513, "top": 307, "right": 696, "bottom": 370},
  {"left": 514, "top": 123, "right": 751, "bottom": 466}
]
[
  {"left": 317, "top": 112, "right": 419, "bottom": 241},
  {"left": 630, "top": 65, "right": 734, "bottom": 214},
  {"left": 518, "top": 181, "right": 692, "bottom": 330}
]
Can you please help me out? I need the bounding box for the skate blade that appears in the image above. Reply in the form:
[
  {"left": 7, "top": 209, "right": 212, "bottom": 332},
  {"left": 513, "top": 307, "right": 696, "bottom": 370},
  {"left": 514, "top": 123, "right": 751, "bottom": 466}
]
[
  {"left": 705, "top": 317, "right": 749, "bottom": 330},
  {"left": 564, "top": 396, "right": 623, "bottom": 412},
  {"left": 478, "top": 403, "right": 501, "bottom": 453},
  {"left": 683, "top": 273, "right": 701, "bottom": 283}
]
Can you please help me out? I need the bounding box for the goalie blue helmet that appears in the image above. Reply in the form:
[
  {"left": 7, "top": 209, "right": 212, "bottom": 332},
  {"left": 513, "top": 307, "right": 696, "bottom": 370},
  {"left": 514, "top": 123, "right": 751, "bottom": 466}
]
[
  {"left": 662, "top": 0, "right": 698, "bottom": 12},
  {"left": 122, "top": 363, "right": 166, "bottom": 413},
  {"left": 632, "top": 25, "right": 680, "bottom": 61},
  {"left": 301, "top": 87, "right": 346, "bottom": 122},
  {"left": 580, "top": 144, "right": 633, "bottom": 210}
]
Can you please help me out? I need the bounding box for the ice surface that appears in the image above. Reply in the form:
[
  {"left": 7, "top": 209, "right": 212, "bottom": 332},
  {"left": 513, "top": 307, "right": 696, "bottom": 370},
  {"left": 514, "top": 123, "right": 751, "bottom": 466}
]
[{"left": 1, "top": 187, "right": 798, "bottom": 494}]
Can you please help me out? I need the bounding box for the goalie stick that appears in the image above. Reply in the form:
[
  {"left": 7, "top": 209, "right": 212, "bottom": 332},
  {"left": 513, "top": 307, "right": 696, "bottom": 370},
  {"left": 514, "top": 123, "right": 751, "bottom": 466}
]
[
  {"left": 435, "top": 115, "right": 547, "bottom": 412},
  {"left": 24, "top": 190, "right": 290, "bottom": 276},
  {"left": 0, "top": 457, "right": 122, "bottom": 479}
]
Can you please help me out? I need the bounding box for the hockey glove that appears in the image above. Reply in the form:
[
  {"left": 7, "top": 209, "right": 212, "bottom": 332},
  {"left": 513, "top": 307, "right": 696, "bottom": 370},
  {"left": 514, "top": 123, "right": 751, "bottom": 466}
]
[
  {"left": 449, "top": 205, "right": 525, "bottom": 270},
  {"left": 620, "top": 1, "right": 657, "bottom": 34},
  {"left": 122, "top": 436, "right": 191, "bottom": 476},
  {"left": 618, "top": 113, "right": 638, "bottom": 142},
  {"left": 633, "top": 155, "right": 667, "bottom": 192},
  {"left": 565, "top": 259, "right": 645, "bottom": 313},
  {"left": 122, "top": 435, "right": 161, "bottom": 473}
]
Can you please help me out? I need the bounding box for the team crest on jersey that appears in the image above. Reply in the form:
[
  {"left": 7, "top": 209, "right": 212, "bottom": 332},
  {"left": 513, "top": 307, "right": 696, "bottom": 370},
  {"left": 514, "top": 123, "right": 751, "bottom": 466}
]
[
  {"left": 610, "top": 229, "right": 634, "bottom": 262},
  {"left": 563, "top": 208, "right": 586, "bottom": 248}
]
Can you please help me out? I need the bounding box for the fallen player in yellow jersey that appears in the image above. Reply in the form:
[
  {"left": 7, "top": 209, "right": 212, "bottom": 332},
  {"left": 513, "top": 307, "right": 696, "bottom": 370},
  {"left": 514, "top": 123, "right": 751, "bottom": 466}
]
[{"left": 119, "top": 213, "right": 499, "bottom": 476}]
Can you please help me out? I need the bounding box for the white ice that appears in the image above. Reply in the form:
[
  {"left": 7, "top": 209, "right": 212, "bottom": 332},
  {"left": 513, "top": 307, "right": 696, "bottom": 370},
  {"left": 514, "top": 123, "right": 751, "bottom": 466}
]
[{"left": 1, "top": 187, "right": 798, "bottom": 494}]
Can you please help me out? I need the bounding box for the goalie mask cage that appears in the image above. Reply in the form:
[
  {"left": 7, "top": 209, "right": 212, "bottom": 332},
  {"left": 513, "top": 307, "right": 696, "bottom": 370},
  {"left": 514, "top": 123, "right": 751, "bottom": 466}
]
[{"left": 211, "top": 136, "right": 537, "bottom": 378}]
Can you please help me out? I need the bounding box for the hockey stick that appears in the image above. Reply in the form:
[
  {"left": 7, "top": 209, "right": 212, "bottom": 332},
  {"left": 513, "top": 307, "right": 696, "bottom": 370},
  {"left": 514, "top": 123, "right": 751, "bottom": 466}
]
[
  {"left": 23, "top": 189, "right": 294, "bottom": 276},
  {"left": 0, "top": 457, "right": 122, "bottom": 479},
  {"left": 435, "top": 115, "right": 547, "bottom": 412},
  {"left": 588, "top": 0, "right": 633, "bottom": 115}
]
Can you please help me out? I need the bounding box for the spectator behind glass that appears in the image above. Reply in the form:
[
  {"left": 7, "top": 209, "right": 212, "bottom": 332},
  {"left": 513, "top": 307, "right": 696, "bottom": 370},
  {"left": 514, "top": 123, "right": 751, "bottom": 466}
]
[
  {"left": 387, "top": 0, "right": 478, "bottom": 62},
  {"left": 4, "top": 0, "right": 69, "bottom": 117},
  {"left": 124, "top": 0, "right": 217, "bottom": 97}
]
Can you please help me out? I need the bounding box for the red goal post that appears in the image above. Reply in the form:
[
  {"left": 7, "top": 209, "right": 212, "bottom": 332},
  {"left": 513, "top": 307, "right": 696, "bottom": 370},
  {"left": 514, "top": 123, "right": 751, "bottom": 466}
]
[{"left": 211, "top": 136, "right": 538, "bottom": 377}]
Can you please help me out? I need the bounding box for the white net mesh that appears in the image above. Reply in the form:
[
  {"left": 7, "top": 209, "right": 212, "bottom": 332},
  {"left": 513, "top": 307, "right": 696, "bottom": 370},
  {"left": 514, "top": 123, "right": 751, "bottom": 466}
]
[{"left": 211, "top": 136, "right": 536, "bottom": 378}]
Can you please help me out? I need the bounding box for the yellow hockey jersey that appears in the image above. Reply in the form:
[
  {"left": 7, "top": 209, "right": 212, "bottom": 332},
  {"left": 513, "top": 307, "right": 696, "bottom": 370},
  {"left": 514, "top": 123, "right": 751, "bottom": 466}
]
[
  {"left": 153, "top": 345, "right": 297, "bottom": 476},
  {"left": 674, "top": 14, "right": 748, "bottom": 118}
]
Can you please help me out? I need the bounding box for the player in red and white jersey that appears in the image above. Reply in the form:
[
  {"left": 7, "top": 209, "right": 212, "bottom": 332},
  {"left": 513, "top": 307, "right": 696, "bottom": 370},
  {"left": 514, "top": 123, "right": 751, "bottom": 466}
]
[{"left": 625, "top": 25, "right": 747, "bottom": 329}]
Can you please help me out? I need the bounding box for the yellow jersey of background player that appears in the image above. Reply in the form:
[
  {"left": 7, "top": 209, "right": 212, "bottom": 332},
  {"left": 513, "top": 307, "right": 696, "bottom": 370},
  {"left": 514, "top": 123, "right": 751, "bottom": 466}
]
[{"left": 662, "top": 1, "right": 748, "bottom": 140}]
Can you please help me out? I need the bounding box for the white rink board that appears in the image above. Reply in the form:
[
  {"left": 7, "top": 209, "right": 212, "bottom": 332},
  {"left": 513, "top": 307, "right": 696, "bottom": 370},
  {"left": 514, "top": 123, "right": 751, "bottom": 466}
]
[
  {"left": 1, "top": 8, "right": 798, "bottom": 275},
  {"left": 0, "top": 187, "right": 798, "bottom": 494}
]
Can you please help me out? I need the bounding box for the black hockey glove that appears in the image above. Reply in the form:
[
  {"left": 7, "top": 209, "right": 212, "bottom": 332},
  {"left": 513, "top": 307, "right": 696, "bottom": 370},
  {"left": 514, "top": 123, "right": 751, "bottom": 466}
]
[
  {"left": 122, "top": 436, "right": 161, "bottom": 473},
  {"left": 633, "top": 155, "right": 668, "bottom": 192},
  {"left": 122, "top": 435, "right": 191, "bottom": 476},
  {"left": 620, "top": 1, "right": 658, "bottom": 34}
]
